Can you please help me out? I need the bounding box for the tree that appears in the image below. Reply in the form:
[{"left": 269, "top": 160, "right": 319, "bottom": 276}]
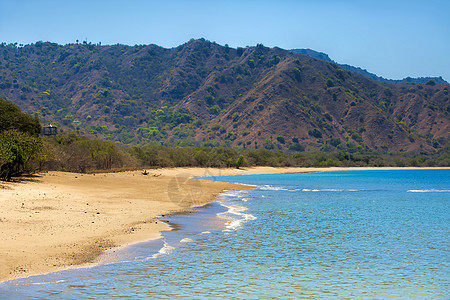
[
  {"left": 0, "top": 130, "right": 43, "bottom": 180},
  {"left": 0, "top": 98, "right": 41, "bottom": 136},
  {"left": 235, "top": 155, "right": 244, "bottom": 169},
  {"left": 0, "top": 98, "right": 43, "bottom": 180}
]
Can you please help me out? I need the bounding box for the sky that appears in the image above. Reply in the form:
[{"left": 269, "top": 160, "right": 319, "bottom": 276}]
[{"left": 1, "top": 0, "right": 449, "bottom": 81}]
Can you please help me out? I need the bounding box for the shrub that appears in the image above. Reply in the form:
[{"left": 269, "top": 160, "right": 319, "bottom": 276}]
[
  {"left": 308, "top": 128, "right": 322, "bottom": 138},
  {"left": 211, "top": 124, "right": 221, "bottom": 131},
  {"left": 326, "top": 78, "right": 334, "bottom": 87},
  {"left": 336, "top": 68, "right": 346, "bottom": 80},
  {"left": 328, "top": 138, "right": 341, "bottom": 147},
  {"left": 276, "top": 136, "right": 285, "bottom": 144},
  {"left": 288, "top": 143, "right": 305, "bottom": 152},
  {"left": 323, "top": 112, "right": 332, "bottom": 121},
  {"left": 207, "top": 105, "right": 220, "bottom": 116},
  {"left": 205, "top": 94, "right": 215, "bottom": 105},
  {"left": 226, "top": 132, "right": 236, "bottom": 141},
  {"left": 293, "top": 67, "right": 302, "bottom": 81},
  {"left": 263, "top": 139, "right": 274, "bottom": 150}
]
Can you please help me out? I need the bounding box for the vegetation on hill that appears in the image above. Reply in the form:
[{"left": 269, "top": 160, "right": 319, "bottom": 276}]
[
  {"left": 0, "top": 95, "right": 447, "bottom": 181},
  {"left": 0, "top": 39, "right": 448, "bottom": 153}
]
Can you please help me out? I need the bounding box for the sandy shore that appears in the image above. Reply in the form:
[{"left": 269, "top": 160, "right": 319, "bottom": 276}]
[{"left": 0, "top": 166, "right": 447, "bottom": 282}]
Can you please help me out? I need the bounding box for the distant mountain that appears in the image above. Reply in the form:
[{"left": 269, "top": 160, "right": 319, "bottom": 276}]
[
  {"left": 290, "top": 49, "right": 448, "bottom": 85},
  {"left": 290, "top": 49, "right": 334, "bottom": 63},
  {"left": 0, "top": 39, "right": 448, "bottom": 152}
]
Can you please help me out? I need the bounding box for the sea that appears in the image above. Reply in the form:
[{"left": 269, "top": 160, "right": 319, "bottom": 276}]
[{"left": 0, "top": 170, "right": 448, "bottom": 299}]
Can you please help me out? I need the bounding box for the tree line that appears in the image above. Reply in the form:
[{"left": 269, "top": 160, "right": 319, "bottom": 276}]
[{"left": 0, "top": 98, "right": 448, "bottom": 181}]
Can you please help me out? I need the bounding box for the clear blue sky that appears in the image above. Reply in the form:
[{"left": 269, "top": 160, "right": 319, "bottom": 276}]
[{"left": 1, "top": 0, "right": 449, "bottom": 81}]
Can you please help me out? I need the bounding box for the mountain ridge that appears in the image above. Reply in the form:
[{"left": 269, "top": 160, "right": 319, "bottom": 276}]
[
  {"left": 290, "top": 49, "right": 448, "bottom": 85},
  {"left": 0, "top": 39, "right": 448, "bottom": 152}
]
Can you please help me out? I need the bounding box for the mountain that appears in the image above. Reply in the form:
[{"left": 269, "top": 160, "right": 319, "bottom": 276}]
[
  {"left": 0, "top": 39, "right": 448, "bottom": 152},
  {"left": 290, "top": 49, "right": 448, "bottom": 85},
  {"left": 290, "top": 49, "right": 334, "bottom": 62}
]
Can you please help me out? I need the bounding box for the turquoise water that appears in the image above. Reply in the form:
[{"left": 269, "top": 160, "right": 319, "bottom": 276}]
[{"left": 1, "top": 170, "right": 449, "bottom": 299}]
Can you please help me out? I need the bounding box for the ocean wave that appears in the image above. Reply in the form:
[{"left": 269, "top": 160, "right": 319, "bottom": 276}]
[
  {"left": 292, "top": 188, "right": 359, "bottom": 192},
  {"left": 258, "top": 185, "right": 363, "bottom": 192},
  {"left": 219, "top": 190, "right": 249, "bottom": 199},
  {"left": 300, "top": 188, "right": 321, "bottom": 192},
  {"left": 407, "top": 189, "right": 450, "bottom": 193},
  {"left": 259, "top": 185, "right": 290, "bottom": 191},
  {"left": 151, "top": 242, "right": 175, "bottom": 259},
  {"left": 180, "top": 238, "right": 193, "bottom": 243},
  {"left": 218, "top": 204, "right": 257, "bottom": 232},
  {"left": 26, "top": 280, "right": 66, "bottom": 286}
]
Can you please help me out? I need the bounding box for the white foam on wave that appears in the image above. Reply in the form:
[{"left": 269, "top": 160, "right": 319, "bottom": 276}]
[
  {"left": 259, "top": 185, "right": 289, "bottom": 191},
  {"left": 199, "top": 231, "right": 211, "bottom": 235},
  {"left": 27, "top": 280, "right": 66, "bottom": 286},
  {"left": 258, "top": 186, "right": 360, "bottom": 192},
  {"left": 408, "top": 189, "right": 450, "bottom": 193},
  {"left": 298, "top": 188, "right": 359, "bottom": 192},
  {"left": 301, "top": 188, "right": 321, "bottom": 192},
  {"left": 218, "top": 204, "right": 257, "bottom": 232},
  {"left": 219, "top": 190, "right": 249, "bottom": 199},
  {"left": 180, "top": 238, "right": 193, "bottom": 243},
  {"left": 151, "top": 242, "right": 175, "bottom": 259}
]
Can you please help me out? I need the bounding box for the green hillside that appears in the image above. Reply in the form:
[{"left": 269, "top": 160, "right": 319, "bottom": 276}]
[{"left": 0, "top": 39, "right": 448, "bottom": 153}]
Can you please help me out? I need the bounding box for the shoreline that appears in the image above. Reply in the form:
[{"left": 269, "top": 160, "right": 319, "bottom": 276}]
[{"left": 0, "top": 166, "right": 448, "bottom": 283}]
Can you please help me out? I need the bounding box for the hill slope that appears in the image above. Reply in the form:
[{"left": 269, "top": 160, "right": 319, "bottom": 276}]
[{"left": 0, "top": 40, "right": 448, "bottom": 152}]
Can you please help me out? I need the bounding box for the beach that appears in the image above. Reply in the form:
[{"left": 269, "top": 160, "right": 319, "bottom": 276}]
[{"left": 0, "top": 166, "right": 447, "bottom": 282}]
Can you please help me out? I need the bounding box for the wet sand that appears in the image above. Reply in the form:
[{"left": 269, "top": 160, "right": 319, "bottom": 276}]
[{"left": 0, "top": 166, "right": 447, "bottom": 282}]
